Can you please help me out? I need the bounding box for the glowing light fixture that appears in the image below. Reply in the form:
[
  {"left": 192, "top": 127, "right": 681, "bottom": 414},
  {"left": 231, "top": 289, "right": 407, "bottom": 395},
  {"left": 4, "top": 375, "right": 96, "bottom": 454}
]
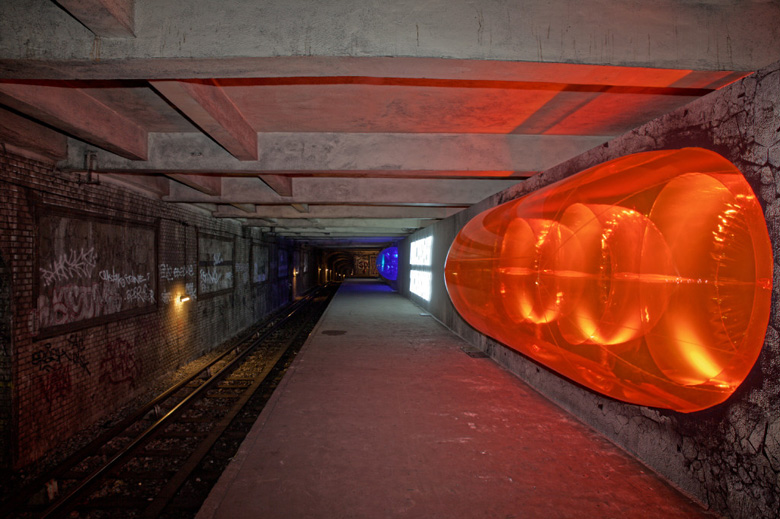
[
  {"left": 444, "top": 148, "right": 772, "bottom": 412},
  {"left": 377, "top": 246, "right": 399, "bottom": 281},
  {"left": 410, "top": 270, "right": 432, "bottom": 301},
  {"left": 179, "top": 295, "right": 191, "bottom": 303},
  {"left": 410, "top": 236, "right": 434, "bottom": 301},
  {"left": 411, "top": 236, "right": 433, "bottom": 266}
]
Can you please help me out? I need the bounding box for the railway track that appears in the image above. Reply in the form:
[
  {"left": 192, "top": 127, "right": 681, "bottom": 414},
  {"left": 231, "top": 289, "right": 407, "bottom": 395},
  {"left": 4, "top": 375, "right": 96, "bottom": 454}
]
[{"left": 2, "top": 283, "right": 338, "bottom": 519}]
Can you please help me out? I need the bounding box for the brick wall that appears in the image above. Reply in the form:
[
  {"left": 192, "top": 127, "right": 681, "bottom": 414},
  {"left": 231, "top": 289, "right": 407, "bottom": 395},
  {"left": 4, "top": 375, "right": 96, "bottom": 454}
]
[
  {"left": 0, "top": 150, "right": 319, "bottom": 468},
  {"left": 0, "top": 253, "right": 10, "bottom": 477},
  {"left": 406, "top": 59, "right": 780, "bottom": 519}
]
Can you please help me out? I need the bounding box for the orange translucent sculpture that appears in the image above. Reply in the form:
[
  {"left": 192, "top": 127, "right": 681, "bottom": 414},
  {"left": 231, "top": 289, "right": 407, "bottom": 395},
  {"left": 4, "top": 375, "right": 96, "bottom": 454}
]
[{"left": 445, "top": 148, "right": 773, "bottom": 412}]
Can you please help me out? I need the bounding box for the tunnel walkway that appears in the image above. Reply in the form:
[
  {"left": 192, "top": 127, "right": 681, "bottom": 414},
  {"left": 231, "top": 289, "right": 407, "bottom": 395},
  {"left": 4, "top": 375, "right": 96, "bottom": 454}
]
[{"left": 197, "top": 279, "right": 713, "bottom": 519}]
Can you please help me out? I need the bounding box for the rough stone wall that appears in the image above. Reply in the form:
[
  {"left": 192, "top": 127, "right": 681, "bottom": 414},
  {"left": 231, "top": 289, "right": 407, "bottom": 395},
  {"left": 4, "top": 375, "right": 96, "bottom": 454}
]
[
  {"left": 0, "top": 149, "right": 318, "bottom": 468},
  {"left": 402, "top": 59, "right": 780, "bottom": 519}
]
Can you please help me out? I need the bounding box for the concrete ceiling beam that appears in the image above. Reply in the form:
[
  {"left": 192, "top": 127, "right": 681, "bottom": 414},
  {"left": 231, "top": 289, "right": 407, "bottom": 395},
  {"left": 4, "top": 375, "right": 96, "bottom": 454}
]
[
  {"left": 261, "top": 225, "right": 418, "bottom": 233},
  {"left": 0, "top": 57, "right": 750, "bottom": 86},
  {"left": 101, "top": 173, "right": 169, "bottom": 196},
  {"left": 150, "top": 79, "right": 258, "bottom": 160},
  {"left": 229, "top": 203, "right": 256, "bottom": 213},
  {"left": 212, "top": 205, "right": 465, "bottom": 219},
  {"left": 63, "top": 133, "right": 606, "bottom": 174},
  {"left": 265, "top": 218, "right": 433, "bottom": 229},
  {"left": 0, "top": 82, "right": 147, "bottom": 160},
  {"left": 295, "top": 238, "right": 399, "bottom": 249},
  {"left": 267, "top": 229, "right": 412, "bottom": 237},
  {"left": 3, "top": 0, "right": 780, "bottom": 71},
  {"left": 0, "top": 106, "right": 67, "bottom": 162},
  {"left": 166, "top": 173, "right": 221, "bottom": 196},
  {"left": 258, "top": 175, "right": 293, "bottom": 197},
  {"left": 162, "top": 177, "right": 518, "bottom": 205},
  {"left": 54, "top": 0, "right": 135, "bottom": 38}
]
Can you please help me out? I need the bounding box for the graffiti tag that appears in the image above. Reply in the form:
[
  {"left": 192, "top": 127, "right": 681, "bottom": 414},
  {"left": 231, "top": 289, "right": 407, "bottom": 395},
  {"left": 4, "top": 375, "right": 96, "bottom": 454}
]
[
  {"left": 98, "top": 269, "right": 151, "bottom": 287},
  {"left": 31, "top": 334, "right": 91, "bottom": 375},
  {"left": 34, "top": 283, "right": 123, "bottom": 329},
  {"left": 39, "top": 248, "right": 98, "bottom": 286},
  {"left": 159, "top": 263, "right": 195, "bottom": 282},
  {"left": 99, "top": 337, "right": 141, "bottom": 387}
]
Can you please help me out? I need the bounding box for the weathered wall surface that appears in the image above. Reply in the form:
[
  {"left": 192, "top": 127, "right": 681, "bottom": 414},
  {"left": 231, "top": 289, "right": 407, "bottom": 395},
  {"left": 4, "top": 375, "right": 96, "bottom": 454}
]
[
  {"left": 2, "top": 0, "right": 780, "bottom": 72},
  {"left": 401, "top": 60, "right": 780, "bottom": 518},
  {"left": 0, "top": 254, "right": 10, "bottom": 477},
  {"left": 0, "top": 149, "right": 319, "bottom": 468}
]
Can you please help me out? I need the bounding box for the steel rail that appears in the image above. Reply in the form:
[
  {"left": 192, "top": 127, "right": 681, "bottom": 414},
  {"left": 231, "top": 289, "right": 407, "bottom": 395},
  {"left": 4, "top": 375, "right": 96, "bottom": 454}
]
[
  {"left": 38, "top": 287, "right": 327, "bottom": 519},
  {"left": 142, "top": 300, "right": 324, "bottom": 518},
  {"left": 0, "top": 295, "right": 313, "bottom": 518}
]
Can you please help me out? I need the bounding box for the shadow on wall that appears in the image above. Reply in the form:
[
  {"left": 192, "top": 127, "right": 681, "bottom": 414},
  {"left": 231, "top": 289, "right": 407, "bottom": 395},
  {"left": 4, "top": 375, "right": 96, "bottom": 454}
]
[{"left": 0, "top": 253, "right": 12, "bottom": 477}]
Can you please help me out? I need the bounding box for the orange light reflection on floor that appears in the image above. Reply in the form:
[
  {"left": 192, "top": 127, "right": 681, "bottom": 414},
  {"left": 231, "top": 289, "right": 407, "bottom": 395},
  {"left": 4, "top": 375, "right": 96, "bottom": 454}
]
[{"left": 444, "top": 148, "right": 773, "bottom": 412}]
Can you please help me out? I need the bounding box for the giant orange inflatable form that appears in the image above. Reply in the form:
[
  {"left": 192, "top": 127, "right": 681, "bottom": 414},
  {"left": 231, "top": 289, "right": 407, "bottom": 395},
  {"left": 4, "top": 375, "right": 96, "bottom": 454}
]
[{"left": 444, "top": 148, "right": 773, "bottom": 412}]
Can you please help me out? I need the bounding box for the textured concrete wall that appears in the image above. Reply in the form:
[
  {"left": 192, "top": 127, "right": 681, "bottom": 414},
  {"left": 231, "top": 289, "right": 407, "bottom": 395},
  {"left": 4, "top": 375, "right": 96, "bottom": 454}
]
[
  {"left": 0, "top": 149, "right": 319, "bottom": 468},
  {"left": 402, "top": 59, "right": 780, "bottom": 518},
  {"left": 2, "top": 0, "right": 780, "bottom": 72}
]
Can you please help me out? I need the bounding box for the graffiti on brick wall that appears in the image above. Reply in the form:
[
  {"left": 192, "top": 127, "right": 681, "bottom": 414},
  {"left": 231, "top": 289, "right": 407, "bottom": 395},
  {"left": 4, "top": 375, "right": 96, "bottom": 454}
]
[
  {"left": 159, "top": 263, "right": 197, "bottom": 305},
  {"left": 33, "top": 334, "right": 90, "bottom": 406},
  {"left": 33, "top": 282, "right": 124, "bottom": 330},
  {"left": 35, "top": 206, "right": 157, "bottom": 336},
  {"left": 98, "top": 335, "right": 143, "bottom": 387},
  {"left": 39, "top": 247, "right": 98, "bottom": 286},
  {"left": 159, "top": 263, "right": 195, "bottom": 282},
  {"left": 33, "top": 330, "right": 145, "bottom": 407},
  {"left": 251, "top": 244, "right": 269, "bottom": 284},
  {"left": 198, "top": 233, "right": 234, "bottom": 295},
  {"left": 40, "top": 364, "right": 72, "bottom": 405},
  {"left": 200, "top": 265, "right": 232, "bottom": 288},
  {"left": 32, "top": 334, "right": 90, "bottom": 375}
]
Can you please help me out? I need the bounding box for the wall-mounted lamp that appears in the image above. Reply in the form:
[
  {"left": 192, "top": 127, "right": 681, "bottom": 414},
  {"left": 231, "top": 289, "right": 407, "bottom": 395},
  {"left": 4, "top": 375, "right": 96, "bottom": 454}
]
[{"left": 180, "top": 295, "right": 191, "bottom": 303}]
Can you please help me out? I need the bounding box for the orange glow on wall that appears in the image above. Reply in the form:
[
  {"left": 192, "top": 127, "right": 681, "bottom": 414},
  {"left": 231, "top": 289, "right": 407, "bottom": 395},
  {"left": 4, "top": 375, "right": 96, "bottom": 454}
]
[{"left": 444, "top": 148, "right": 773, "bottom": 412}]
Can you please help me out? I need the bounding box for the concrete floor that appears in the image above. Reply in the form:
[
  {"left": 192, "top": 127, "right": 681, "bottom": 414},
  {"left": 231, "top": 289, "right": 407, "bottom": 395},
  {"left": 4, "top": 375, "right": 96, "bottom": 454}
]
[{"left": 197, "top": 279, "right": 715, "bottom": 519}]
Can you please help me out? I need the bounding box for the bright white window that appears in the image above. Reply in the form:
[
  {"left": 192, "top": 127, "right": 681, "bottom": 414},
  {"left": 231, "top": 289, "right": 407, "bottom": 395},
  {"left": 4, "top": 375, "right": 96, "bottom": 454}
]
[
  {"left": 409, "top": 236, "right": 433, "bottom": 300},
  {"left": 410, "top": 270, "right": 432, "bottom": 301},
  {"left": 410, "top": 236, "right": 433, "bottom": 266}
]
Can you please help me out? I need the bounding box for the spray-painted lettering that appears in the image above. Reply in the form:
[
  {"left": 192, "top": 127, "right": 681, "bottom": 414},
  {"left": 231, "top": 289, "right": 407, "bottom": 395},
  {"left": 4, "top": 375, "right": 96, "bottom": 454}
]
[
  {"left": 200, "top": 267, "right": 223, "bottom": 287},
  {"left": 159, "top": 263, "right": 195, "bottom": 282},
  {"left": 35, "top": 283, "right": 123, "bottom": 328},
  {"left": 124, "top": 284, "right": 155, "bottom": 304},
  {"left": 98, "top": 269, "right": 151, "bottom": 287},
  {"left": 99, "top": 337, "right": 141, "bottom": 387},
  {"left": 40, "top": 364, "right": 72, "bottom": 405},
  {"left": 31, "top": 334, "right": 90, "bottom": 375},
  {"left": 39, "top": 248, "right": 98, "bottom": 286}
]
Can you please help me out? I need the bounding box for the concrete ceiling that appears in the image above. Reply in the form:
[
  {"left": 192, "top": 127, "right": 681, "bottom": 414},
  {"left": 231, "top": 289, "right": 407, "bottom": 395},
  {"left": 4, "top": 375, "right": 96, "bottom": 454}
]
[{"left": 1, "top": 0, "right": 779, "bottom": 248}]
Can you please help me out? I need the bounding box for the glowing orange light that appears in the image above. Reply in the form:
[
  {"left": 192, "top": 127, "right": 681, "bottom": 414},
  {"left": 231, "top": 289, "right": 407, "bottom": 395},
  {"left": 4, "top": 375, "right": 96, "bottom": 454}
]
[{"left": 444, "top": 148, "right": 772, "bottom": 412}]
